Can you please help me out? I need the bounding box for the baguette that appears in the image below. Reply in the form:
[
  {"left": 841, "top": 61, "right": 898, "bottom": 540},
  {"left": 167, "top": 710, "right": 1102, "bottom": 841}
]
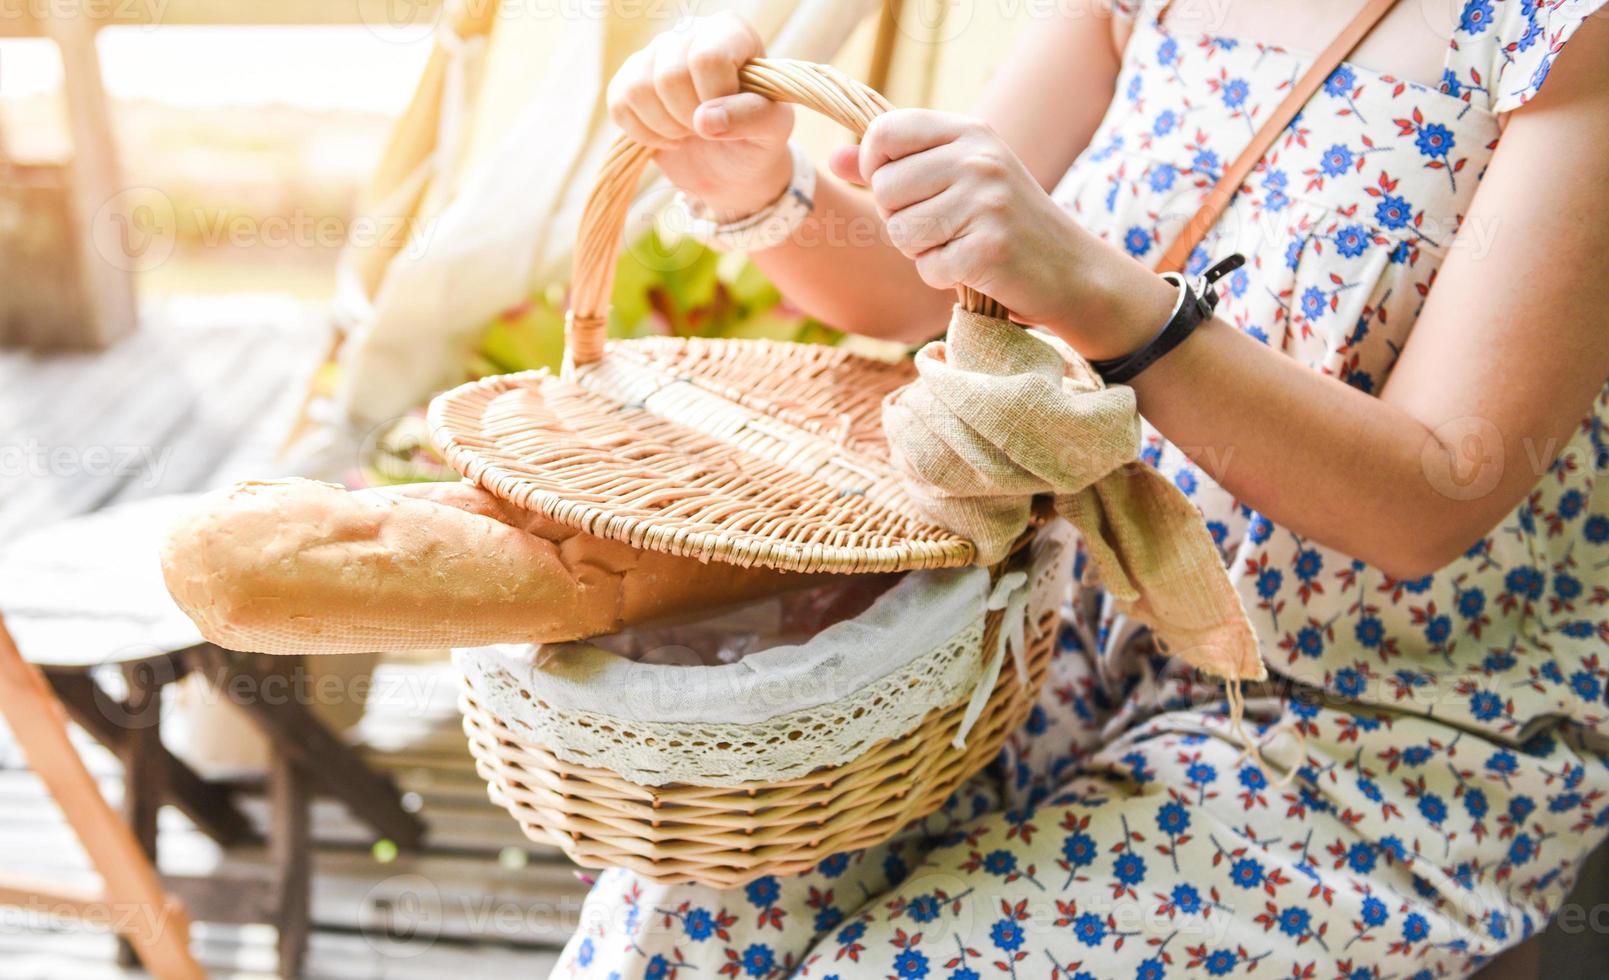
[{"left": 160, "top": 479, "right": 828, "bottom": 655}]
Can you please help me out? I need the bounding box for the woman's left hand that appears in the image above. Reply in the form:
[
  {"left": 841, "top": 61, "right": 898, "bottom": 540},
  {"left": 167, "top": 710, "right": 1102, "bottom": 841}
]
[{"left": 830, "top": 108, "right": 1148, "bottom": 356}]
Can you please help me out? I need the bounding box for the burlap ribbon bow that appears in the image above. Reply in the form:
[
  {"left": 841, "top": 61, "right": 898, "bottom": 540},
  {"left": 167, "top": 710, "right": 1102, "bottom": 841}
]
[{"left": 883, "top": 309, "right": 1265, "bottom": 683}]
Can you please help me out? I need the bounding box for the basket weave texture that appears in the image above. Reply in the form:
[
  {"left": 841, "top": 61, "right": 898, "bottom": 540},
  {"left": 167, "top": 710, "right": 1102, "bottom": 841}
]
[
  {"left": 428, "top": 59, "right": 1007, "bottom": 575},
  {"left": 436, "top": 58, "right": 1058, "bottom": 886},
  {"left": 460, "top": 602, "right": 1058, "bottom": 887}
]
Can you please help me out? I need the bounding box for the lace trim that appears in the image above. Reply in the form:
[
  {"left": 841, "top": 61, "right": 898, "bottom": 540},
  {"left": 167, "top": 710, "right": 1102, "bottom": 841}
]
[{"left": 458, "top": 522, "right": 1072, "bottom": 787}]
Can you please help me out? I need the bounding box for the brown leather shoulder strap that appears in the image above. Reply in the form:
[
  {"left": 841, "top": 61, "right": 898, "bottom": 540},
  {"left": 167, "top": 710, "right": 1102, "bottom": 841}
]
[{"left": 1153, "top": 0, "right": 1402, "bottom": 273}]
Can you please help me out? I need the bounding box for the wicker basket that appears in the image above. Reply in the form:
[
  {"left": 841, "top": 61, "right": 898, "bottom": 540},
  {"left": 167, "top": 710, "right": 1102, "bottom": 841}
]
[{"left": 434, "top": 59, "right": 1058, "bottom": 886}]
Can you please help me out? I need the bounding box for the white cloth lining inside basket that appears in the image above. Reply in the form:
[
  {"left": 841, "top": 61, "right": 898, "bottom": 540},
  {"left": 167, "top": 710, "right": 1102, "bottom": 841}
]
[{"left": 454, "top": 520, "right": 1073, "bottom": 786}]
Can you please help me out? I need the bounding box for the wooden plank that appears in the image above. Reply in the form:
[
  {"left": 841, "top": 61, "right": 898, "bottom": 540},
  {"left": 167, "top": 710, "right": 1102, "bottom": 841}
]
[
  {"left": 0, "top": 0, "right": 446, "bottom": 36},
  {"left": 38, "top": 4, "right": 137, "bottom": 348},
  {"left": 269, "top": 743, "right": 312, "bottom": 977},
  {"left": 43, "top": 671, "right": 257, "bottom": 848},
  {"left": 114, "top": 661, "right": 163, "bottom": 969},
  {"left": 185, "top": 645, "right": 426, "bottom": 850},
  {"left": 0, "top": 615, "right": 203, "bottom": 980}
]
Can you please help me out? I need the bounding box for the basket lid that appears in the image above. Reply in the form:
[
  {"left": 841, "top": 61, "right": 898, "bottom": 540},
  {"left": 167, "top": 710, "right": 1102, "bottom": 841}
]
[
  {"left": 429, "top": 59, "right": 1003, "bottom": 574},
  {"left": 428, "top": 336, "right": 976, "bottom": 573}
]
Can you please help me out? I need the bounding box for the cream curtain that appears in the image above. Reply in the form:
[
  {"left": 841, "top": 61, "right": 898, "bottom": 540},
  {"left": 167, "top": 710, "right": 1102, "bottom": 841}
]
[{"left": 328, "top": 0, "right": 1031, "bottom": 427}]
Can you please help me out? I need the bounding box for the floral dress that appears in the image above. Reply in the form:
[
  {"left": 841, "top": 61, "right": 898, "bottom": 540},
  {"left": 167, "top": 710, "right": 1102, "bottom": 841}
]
[{"left": 554, "top": 2, "right": 1609, "bottom": 977}]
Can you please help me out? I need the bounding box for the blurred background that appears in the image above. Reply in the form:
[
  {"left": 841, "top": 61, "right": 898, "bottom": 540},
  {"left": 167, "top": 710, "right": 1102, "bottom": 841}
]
[{"left": 0, "top": 1, "right": 1602, "bottom": 977}]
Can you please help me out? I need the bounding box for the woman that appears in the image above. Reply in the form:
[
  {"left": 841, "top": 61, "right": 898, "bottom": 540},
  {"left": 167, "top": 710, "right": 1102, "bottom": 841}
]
[{"left": 558, "top": 1, "right": 1609, "bottom": 975}]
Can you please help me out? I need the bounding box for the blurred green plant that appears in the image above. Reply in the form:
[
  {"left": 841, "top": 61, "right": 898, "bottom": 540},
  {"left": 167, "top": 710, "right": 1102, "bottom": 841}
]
[{"left": 470, "top": 229, "right": 843, "bottom": 378}]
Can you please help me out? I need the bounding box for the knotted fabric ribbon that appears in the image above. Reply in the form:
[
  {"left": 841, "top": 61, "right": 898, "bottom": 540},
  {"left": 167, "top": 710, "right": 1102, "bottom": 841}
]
[
  {"left": 883, "top": 308, "right": 1265, "bottom": 684},
  {"left": 953, "top": 570, "right": 1032, "bottom": 749}
]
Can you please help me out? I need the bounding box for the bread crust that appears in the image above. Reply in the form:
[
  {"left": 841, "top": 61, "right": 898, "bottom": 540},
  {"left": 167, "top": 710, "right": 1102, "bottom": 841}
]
[{"left": 160, "top": 479, "right": 821, "bottom": 654}]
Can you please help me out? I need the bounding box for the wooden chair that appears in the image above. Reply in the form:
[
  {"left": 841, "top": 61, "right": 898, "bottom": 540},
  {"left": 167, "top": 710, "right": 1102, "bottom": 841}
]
[
  {"left": 0, "top": 613, "right": 203, "bottom": 979},
  {"left": 0, "top": 496, "right": 426, "bottom": 976}
]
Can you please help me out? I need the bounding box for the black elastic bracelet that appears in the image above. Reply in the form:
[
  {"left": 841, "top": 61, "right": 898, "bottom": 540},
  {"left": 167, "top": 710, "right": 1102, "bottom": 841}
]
[{"left": 1090, "top": 253, "right": 1245, "bottom": 385}]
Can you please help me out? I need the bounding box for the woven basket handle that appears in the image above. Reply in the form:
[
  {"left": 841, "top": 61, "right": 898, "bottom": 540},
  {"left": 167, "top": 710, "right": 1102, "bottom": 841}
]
[{"left": 565, "top": 57, "right": 1007, "bottom": 366}]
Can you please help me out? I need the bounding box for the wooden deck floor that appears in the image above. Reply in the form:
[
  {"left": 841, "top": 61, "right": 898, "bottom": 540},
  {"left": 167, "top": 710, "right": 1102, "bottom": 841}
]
[{"left": 0, "top": 304, "right": 581, "bottom": 977}]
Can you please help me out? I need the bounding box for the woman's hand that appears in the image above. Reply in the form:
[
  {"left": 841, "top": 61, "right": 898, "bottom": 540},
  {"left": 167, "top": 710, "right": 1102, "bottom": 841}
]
[
  {"left": 831, "top": 110, "right": 1164, "bottom": 360},
  {"left": 607, "top": 13, "right": 794, "bottom": 221}
]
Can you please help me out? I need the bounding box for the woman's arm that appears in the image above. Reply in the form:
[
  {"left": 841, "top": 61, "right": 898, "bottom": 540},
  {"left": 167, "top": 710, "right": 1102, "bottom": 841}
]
[
  {"left": 755, "top": 11, "right": 1122, "bottom": 342},
  {"left": 606, "top": 9, "right": 1123, "bottom": 345},
  {"left": 849, "top": 20, "right": 1609, "bottom": 579}
]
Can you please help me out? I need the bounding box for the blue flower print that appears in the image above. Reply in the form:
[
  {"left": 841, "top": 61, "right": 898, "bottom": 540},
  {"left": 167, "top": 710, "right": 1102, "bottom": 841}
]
[
  {"left": 1285, "top": 237, "right": 1304, "bottom": 270},
  {"left": 1063, "top": 831, "right": 1096, "bottom": 868},
  {"left": 1504, "top": 567, "right": 1545, "bottom": 601},
  {"left": 1470, "top": 690, "right": 1503, "bottom": 721},
  {"left": 1156, "top": 801, "right": 1190, "bottom": 835},
  {"left": 745, "top": 876, "right": 779, "bottom": 908},
  {"left": 1570, "top": 670, "right": 1602, "bottom": 701},
  {"left": 893, "top": 948, "right": 928, "bottom": 978},
  {"left": 1334, "top": 224, "right": 1369, "bottom": 258},
  {"left": 1278, "top": 906, "right": 1311, "bottom": 936},
  {"left": 814, "top": 906, "right": 843, "bottom": 933},
  {"left": 1300, "top": 287, "right": 1328, "bottom": 320},
  {"left": 1321, "top": 143, "right": 1354, "bottom": 177},
  {"left": 1230, "top": 857, "right": 1265, "bottom": 889},
  {"left": 1335, "top": 668, "right": 1366, "bottom": 698},
  {"left": 1247, "top": 512, "right": 1274, "bottom": 544},
  {"left": 990, "top": 918, "right": 1024, "bottom": 952},
  {"left": 740, "top": 943, "right": 775, "bottom": 977},
  {"left": 1148, "top": 163, "right": 1177, "bottom": 193},
  {"left": 1152, "top": 109, "right": 1177, "bottom": 137},
  {"left": 907, "top": 894, "right": 941, "bottom": 923},
  {"left": 1174, "top": 468, "right": 1197, "bottom": 495},
  {"left": 1584, "top": 514, "right": 1608, "bottom": 542},
  {"left": 1361, "top": 895, "right": 1389, "bottom": 927},
  {"left": 1508, "top": 834, "right": 1536, "bottom": 864},
  {"left": 1295, "top": 626, "right": 1324, "bottom": 658},
  {"left": 1124, "top": 226, "right": 1153, "bottom": 257},
  {"left": 1419, "top": 794, "right": 1448, "bottom": 825},
  {"left": 645, "top": 953, "right": 673, "bottom": 979},
  {"left": 1222, "top": 77, "right": 1250, "bottom": 109},
  {"left": 1414, "top": 123, "right": 1455, "bottom": 159},
  {"left": 1157, "top": 36, "right": 1179, "bottom": 65},
  {"left": 1114, "top": 852, "right": 1147, "bottom": 885},
  {"left": 1458, "top": 588, "right": 1486, "bottom": 619},
  {"left": 1192, "top": 148, "right": 1220, "bottom": 177},
  {"left": 1423, "top": 613, "right": 1452, "bottom": 645},
  {"left": 1324, "top": 66, "right": 1355, "bottom": 98},
  {"left": 1136, "top": 958, "right": 1166, "bottom": 980},
  {"left": 1464, "top": 787, "right": 1489, "bottom": 820},
  {"left": 1186, "top": 762, "right": 1217, "bottom": 786},
  {"left": 577, "top": 937, "right": 595, "bottom": 967},
  {"left": 982, "top": 849, "right": 1017, "bottom": 877},
  {"left": 1256, "top": 568, "right": 1283, "bottom": 599},
  {"left": 1374, "top": 194, "right": 1413, "bottom": 230},
  {"left": 816, "top": 852, "right": 849, "bottom": 878},
  {"left": 1171, "top": 883, "right": 1203, "bottom": 914},
  {"left": 1294, "top": 548, "right": 1323, "bottom": 581},
  {"left": 1203, "top": 948, "right": 1239, "bottom": 975},
  {"left": 1458, "top": 0, "right": 1495, "bottom": 34},
  {"left": 1239, "top": 766, "right": 1268, "bottom": 792},
  {"left": 1073, "top": 911, "right": 1107, "bottom": 946},
  {"left": 1402, "top": 912, "right": 1430, "bottom": 942},
  {"left": 684, "top": 908, "right": 715, "bottom": 940}
]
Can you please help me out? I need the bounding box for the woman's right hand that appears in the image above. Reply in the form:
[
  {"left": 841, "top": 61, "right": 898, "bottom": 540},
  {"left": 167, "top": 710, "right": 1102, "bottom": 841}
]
[{"left": 606, "top": 13, "right": 795, "bottom": 221}]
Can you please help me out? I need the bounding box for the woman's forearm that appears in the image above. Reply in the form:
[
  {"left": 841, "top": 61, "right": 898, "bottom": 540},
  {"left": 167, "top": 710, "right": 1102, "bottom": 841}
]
[
  {"left": 750, "top": 177, "right": 954, "bottom": 344},
  {"left": 1051, "top": 259, "right": 1498, "bottom": 580}
]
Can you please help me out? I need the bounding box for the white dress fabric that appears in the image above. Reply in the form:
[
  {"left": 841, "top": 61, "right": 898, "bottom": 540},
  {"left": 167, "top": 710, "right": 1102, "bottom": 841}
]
[{"left": 551, "top": 4, "right": 1609, "bottom": 978}]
